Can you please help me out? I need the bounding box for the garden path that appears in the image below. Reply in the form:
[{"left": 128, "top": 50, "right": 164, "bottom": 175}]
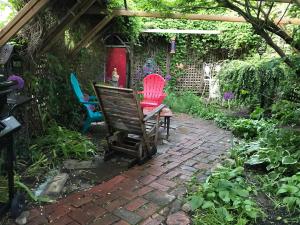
[{"left": 26, "top": 114, "right": 232, "bottom": 225}]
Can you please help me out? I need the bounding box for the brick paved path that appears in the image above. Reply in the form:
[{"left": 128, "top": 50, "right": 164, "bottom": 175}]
[{"left": 26, "top": 114, "right": 232, "bottom": 225}]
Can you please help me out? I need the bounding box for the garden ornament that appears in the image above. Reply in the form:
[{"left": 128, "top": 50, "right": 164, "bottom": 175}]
[
  {"left": 111, "top": 68, "right": 119, "bottom": 87},
  {"left": 170, "top": 37, "right": 176, "bottom": 54},
  {"left": 143, "top": 58, "right": 156, "bottom": 77}
]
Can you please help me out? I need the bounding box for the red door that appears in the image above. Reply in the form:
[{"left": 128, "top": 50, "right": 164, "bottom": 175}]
[{"left": 106, "top": 48, "right": 127, "bottom": 88}]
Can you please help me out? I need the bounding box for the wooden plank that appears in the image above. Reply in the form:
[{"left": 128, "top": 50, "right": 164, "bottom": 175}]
[
  {"left": 0, "top": 0, "right": 51, "bottom": 46},
  {"left": 99, "top": 9, "right": 300, "bottom": 25},
  {"left": 42, "top": 0, "right": 96, "bottom": 52},
  {"left": 142, "top": 29, "right": 222, "bottom": 34},
  {"left": 71, "top": 14, "right": 114, "bottom": 55}
]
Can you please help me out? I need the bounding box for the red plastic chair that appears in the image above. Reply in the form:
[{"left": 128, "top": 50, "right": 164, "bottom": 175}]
[{"left": 139, "top": 74, "right": 167, "bottom": 108}]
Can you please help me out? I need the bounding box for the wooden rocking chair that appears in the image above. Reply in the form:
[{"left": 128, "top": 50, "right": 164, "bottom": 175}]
[{"left": 93, "top": 84, "right": 165, "bottom": 164}]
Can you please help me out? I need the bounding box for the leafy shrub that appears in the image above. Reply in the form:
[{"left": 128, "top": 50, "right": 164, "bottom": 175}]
[
  {"left": 272, "top": 100, "right": 300, "bottom": 125},
  {"left": 28, "top": 124, "right": 97, "bottom": 176},
  {"left": 230, "top": 119, "right": 274, "bottom": 139},
  {"left": 219, "top": 58, "right": 285, "bottom": 109},
  {"left": 189, "top": 166, "right": 264, "bottom": 225}
]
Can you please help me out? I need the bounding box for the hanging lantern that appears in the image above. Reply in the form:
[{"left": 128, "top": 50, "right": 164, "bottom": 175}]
[{"left": 170, "top": 37, "right": 176, "bottom": 54}]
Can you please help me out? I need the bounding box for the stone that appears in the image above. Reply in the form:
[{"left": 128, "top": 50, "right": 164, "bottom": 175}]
[
  {"left": 63, "top": 159, "right": 97, "bottom": 170},
  {"left": 144, "top": 191, "right": 175, "bottom": 206},
  {"left": 169, "top": 199, "right": 183, "bottom": 214},
  {"left": 43, "top": 173, "right": 69, "bottom": 196},
  {"left": 166, "top": 211, "right": 190, "bottom": 225},
  {"left": 182, "top": 203, "right": 192, "bottom": 213},
  {"left": 15, "top": 211, "right": 30, "bottom": 225},
  {"left": 113, "top": 208, "right": 143, "bottom": 225}
]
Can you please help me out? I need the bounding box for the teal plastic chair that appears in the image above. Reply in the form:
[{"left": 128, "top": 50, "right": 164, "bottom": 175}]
[{"left": 70, "top": 73, "right": 103, "bottom": 133}]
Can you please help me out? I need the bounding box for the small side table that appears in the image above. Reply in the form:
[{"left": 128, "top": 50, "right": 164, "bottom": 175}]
[
  {"left": 160, "top": 107, "right": 172, "bottom": 139},
  {"left": 143, "top": 106, "right": 173, "bottom": 139}
]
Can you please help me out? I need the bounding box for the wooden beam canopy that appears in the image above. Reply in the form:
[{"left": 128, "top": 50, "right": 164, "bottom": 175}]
[
  {"left": 142, "top": 29, "right": 222, "bottom": 34},
  {"left": 99, "top": 9, "right": 300, "bottom": 25},
  {"left": 42, "top": 0, "right": 96, "bottom": 52},
  {"left": 0, "top": 0, "right": 51, "bottom": 46}
]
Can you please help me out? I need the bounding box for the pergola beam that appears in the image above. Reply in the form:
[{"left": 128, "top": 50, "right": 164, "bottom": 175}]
[
  {"left": 142, "top": 29, "right": 222, "bottom": 34},
  {"left": 42, "top": 0, "right": 96, "bottom": 52},
  {"left": 100, "top": 9, "right": 300, "bottom": 25},
  {"left": 0, "top": 0, "right": 51, "bottom": 46},
  {"left": 71, "top": 14, "right": 114, "bottom": 55}
]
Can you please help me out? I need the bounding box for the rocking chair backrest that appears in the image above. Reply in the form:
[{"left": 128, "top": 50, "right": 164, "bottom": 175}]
[
  {"left": 93, "top": 84, "right": 145, "bottom": 135},
  {"left": 143, "top": 74, "right": 165, "bottom": 100}
]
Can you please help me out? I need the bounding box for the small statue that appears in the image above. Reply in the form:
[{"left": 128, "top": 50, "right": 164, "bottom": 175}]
[{"left": 111, "top": 68, "right": 119, "bottom": 87}]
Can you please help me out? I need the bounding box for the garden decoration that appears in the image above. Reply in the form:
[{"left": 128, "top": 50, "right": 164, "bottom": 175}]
[
  {"left": 143, "top": 58, "right": 157, "bottom": 77},
  {"left": 70, "top": 73, "right": 103, "bottom": 133},
  {"left": 111, "top": 68, "right": 119, "bottom": 87},
  {"left": 170, "top": 37, "right": 176, "bottom": 54},
  {"left": 138, "top": 74, "right": 167, "bottom": 108},
  {"left": 93, "top": 84, "right": 164, "bottom": 164}
]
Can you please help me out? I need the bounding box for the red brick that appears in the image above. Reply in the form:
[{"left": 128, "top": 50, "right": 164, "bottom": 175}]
[
  {"left": 136, "top": 186, "right": 154, "bottom": 196},
  {"left": 91, "top": 214, "right": 119, "bottom": 225},
  {"left": 118, "top": 190, "right": 136, "bottom": 200},
  {"left": 51, "top": 215, "right": 73, "bottom": 225},
  {"left": 163, "top": 170, "right": 181, "bottom": 179},
  {"left": 72, "top": 195, "right": 93, "bottom": 208},
  {"left": 113, "top": 220, "right": 131, "bottom": 225},
  {"left": 103, "top": 198, "right": 129, "bottom": 212},
  {"left": 147, "top": 168, "right": 166, "bottom": 176},
  {"left": 84, "top": 203, "right": 107, "bottom": 219},
  {"left": 139, "top": 175, "right": 157, "bottom": 185},
  {"left": 68, "top": 209, "right": 95, "bottom": 225},
  {"left": 89, "top": 175, "right": 126, "bottom": 194},
  {"left": 48, "top": 205, "right": 73, "bottom": 221},
  {"left": 140, "top": 213, "right": 164, "bottom": 225},
  {"left": 27, "top": 215, "right": 48, "bottom": 225},
  {"left": 164, "top": 162, "right": 181, "bottom": 170},
  {"left": 67, "top": 222, "right": 80, "bottom": 225},
  {"left": 156, "top": 178, "right": 177, "bottom": 188},
  {"left": 125, "top": 197, "right": 148, "bottom": 211},
  {"left": 136, "top": 202, "right": 159, "bottom": 219},
  {"left": 149, "top": 182, "right": 169, "bottom": 192}
]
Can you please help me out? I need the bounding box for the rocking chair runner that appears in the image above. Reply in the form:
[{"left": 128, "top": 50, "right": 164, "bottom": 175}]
[
  {"left": 70, "top": 73, "right": 103, "bottom": 133},
  {"left": 93, "top": 84, "right": 165, "bottom": 163},
  {"left": 139, "top": 74, "right": 167, "bottom": 108}
]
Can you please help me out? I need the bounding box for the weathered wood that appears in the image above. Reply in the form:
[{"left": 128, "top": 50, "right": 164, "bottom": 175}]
[
  {"left": 42, "top": 0, "right": 96, "bottom": 52},
  {"left": 144, "top": 104, "right": 165, "bottom": 122},
  {"left": 0, "top": 0, "right": 51, "bottom": 46},
  {"left": 71, "top": 14, "right": 114, "bottom": 55},
  {"left": 98, "top": 9, "right": 300, "bottom": 25},
  {"left": 93, "top": 84, "right": 163, "bottom": 162}
]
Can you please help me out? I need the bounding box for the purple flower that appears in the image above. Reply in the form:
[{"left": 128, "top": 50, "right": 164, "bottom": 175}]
[
  {"left": 165, "top": 74, "right": 171, "bottom": 81},
  {"left": 8, "top": 75, "right": 24, "bottom": 90},
  {"left": 224, "top": 91, "right": 234, "bottom": 100}
]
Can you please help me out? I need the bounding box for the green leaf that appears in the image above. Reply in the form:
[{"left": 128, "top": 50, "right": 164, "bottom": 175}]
[
  {"left": 235, "top": 189, "right": 249, "bottom": 197},
  {"left": 216, "top": 207, "right": 233, "bottom": 222},
  {"left": 202, "top": 201, "right": 215, "bottom": 209},
  {"left": 282, "top": 156, "right": 297, "bottom": 165},
  {"left": 189, "top": 196, "right": 204, "bottom": 210},
  {"left": 218, "top": 190, "right": 230, "bottom": 203},
  {"left": 246, "top": 155, "right": 265, "bottom": 165}
]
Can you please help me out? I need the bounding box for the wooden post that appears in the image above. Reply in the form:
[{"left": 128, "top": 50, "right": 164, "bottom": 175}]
[
  {"left": 0, "top": 0, "right": 51, "bottom": 46},
  {"left": 42, "top": 0, "right": 96, "bottom": 52},
  {"left": 71, "top": 15, "right": 114, "bottom": 55}
]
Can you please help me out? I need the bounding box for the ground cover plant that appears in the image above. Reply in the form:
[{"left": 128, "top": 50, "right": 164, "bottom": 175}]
[{"left": 164, "top": 56, "right": 300, "bottom": 224}]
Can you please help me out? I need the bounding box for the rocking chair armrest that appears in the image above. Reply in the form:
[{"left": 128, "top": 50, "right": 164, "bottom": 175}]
[{"left": 143, "top": 104, "right": 165, "bottom": 122}]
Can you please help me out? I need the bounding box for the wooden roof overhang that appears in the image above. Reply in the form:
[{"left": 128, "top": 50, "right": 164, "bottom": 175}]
[{"left": 1, "top": 0, "right": 299, "bottom": 55}]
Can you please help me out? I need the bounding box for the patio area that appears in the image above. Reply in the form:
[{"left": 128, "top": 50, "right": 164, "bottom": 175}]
[{"left": 21, "top": 114, "right": 231, "bottom": 225}]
